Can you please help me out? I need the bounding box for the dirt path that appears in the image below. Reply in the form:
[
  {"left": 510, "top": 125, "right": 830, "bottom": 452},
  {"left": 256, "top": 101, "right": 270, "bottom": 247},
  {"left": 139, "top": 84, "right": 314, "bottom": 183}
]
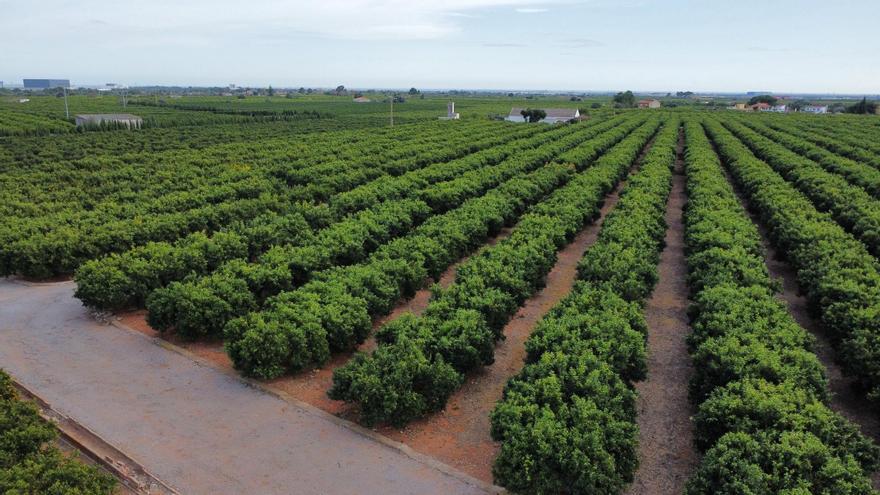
[
  {"left": 0, "top": 279, "right": 493, "bottom": 495},
  {"left": 722, "top": 170, "right": 880, "bottom": 489},
  {"left": 377, "top": 163, "right": 637, "bottom": 481},
  {"left": 625, "top": 127, "right": 699, "bottom": 494}
]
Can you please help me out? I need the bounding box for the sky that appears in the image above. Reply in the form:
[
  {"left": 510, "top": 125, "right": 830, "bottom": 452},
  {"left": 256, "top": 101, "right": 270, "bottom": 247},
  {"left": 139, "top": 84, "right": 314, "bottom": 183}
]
[{"left": 1, "top": 0, "right": 878, "bottom": 93}]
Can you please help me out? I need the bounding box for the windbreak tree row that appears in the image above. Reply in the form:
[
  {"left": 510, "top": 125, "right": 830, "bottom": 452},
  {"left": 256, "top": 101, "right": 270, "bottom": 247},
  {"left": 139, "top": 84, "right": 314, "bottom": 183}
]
[
  {"left": 719, "top": 119, "right": 880, "bottom": 257},
  {"left": 73, "top": 120, "right": 586, "bottom": 310},
  {"left": 485, "top": 118, "right": 678, "bottom": 495},
  {"left": 144, "top": 117, "right": 646, "bottom": 340},
  {"left": 704, "top": 119, "right": 880, "bottom": 406},
  {"left": 328, "top": 118, "right": 664, "bottom": 428},
  {"left": 681, "top": 120, "right": 879, "bottom": 494}
]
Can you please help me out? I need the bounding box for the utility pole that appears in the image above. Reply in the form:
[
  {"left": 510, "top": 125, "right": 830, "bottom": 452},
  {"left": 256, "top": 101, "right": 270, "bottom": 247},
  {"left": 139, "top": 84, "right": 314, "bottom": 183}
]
[{"left": 63, "top": 86, "right": 70, "bottom": 119}]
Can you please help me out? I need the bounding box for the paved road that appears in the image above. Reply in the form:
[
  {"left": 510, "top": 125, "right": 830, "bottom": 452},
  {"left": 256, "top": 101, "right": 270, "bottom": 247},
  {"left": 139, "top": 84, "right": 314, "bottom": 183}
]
[{"left": 0, "top": 279, "right": 490, "bottom": 495}]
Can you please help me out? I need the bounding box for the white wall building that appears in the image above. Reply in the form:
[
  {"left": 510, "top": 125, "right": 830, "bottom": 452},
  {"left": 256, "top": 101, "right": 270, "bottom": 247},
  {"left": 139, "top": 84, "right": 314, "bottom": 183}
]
[{"left": 439, "top": 101, "right": 460, "bottom": 120}]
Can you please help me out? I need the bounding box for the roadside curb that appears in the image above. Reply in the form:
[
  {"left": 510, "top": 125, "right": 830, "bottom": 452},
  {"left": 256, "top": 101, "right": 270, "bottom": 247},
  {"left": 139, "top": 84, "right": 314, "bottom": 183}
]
[
  {"left": 10, "top": 378, "right": 179, "bottom": 495},
  {"left": 108, "top": 319, "right": 506, "bottom": 495}
]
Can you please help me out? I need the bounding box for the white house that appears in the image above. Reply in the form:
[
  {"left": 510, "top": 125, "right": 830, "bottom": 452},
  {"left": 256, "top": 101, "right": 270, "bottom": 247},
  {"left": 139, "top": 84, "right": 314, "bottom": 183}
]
[
  {"left": 802, "top": 105, "right": 828, "bottom": 114},
  {"left": 507, "top": 107, "right": 579, "bottom": 124},
  {"left": 769, "top": 105, "right": 787, "bottom": 113}
]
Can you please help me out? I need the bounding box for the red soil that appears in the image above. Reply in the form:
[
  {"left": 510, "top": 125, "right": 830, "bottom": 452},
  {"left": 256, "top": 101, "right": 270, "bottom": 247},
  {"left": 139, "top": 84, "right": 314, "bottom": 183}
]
[{"left": 625, "top": 128, "right": 699, "bottom": 494}]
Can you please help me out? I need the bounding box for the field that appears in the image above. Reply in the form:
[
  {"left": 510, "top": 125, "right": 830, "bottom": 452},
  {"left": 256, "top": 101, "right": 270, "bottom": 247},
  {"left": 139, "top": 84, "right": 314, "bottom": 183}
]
[{"left": 1, "top": 95, "right": 879, "bottom": 494}]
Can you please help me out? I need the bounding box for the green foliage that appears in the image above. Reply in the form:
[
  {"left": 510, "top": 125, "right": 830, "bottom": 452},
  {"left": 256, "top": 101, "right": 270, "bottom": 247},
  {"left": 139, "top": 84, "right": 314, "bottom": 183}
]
[
  {"left": 846, "top": 97, "right": 878, "bottom": 114},
  {"left": 520, "top": 108, "right": 547, "bottom": 123},
  {"left": 330, "top": 117, "right": 662, "bottom": 426},
  {"left": 613, "top": 90, "right": 636, "bottom": 108},
  {"left": 704, "top": 117, "right": 880, "bottom": 403},
  {"left": 224, "top": 116, "right": 644, "bottom": 379},
  {"left": 488, "top": 118, "right": 679, "bottom": 493},
  {"left": 0, "top": 370, "right": 115, "bottom": 494},
  {"left": 681, "top": 119, "right": 878, "bottom": 493},
  {"left": 747, "top": 94, "right": 778, "bottom": 106},
  {"left": 685, "top": 431, "right": 876, "bottom": 495}
]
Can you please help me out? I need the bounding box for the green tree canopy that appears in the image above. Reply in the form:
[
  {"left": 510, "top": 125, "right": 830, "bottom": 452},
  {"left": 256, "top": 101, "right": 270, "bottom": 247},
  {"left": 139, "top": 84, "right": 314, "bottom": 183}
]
[
  {"left": 520, "top": 108, "right": 547, "bottom": 123},
  {"left": 747, "top": 94, "right": 777, "bottom": 106},
  {"left": 846, "top": 97, "right": 878, "bottom": 114},
  {"left": 613, "top": 90, "right": 636, "bottom": 108}
]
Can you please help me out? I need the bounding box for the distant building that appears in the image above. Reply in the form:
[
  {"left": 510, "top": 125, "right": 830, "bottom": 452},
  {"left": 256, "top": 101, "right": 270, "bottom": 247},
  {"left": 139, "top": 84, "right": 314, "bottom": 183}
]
[
  {"left": 751, "top": 102, "right": 771, "bottom": 111},
  {"left": 769, "top": 105, "right": 787, "bottom": 113},
  {"left": 638, "top": 99, "right": 661, "bottom": 109},
  {"left": 439, "top": 101, "right": 460, "bottom": 120},
  {"left": 18, "top": 98, "right": 30, "bottom": 103},
  {"left": 734, "top": 103, "right": 747, "bottom": 110},
  {"left": 75, "top": 114, "right": 143, "bottom": 128},
  {"left": 506, "top": 107, "right": 579, "bottom": 124},
  {"left": 23, "top": 79, "right": 70, "bottom": 89},
  {"left": 802, "top": 105, "right": 828, "bottom": 114},
  {"left": 352, "top": 96, "right": 371, "bottom": 103}
]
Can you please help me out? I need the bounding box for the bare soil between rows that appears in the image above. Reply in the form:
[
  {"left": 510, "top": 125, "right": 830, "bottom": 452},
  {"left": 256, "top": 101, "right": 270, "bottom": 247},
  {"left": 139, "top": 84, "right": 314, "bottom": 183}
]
[
  {"left": 625, "top": 128, "right": 699, "bottom": 494},
  {"left": 118, "top": 159, "right": 642, "bottom": 483}
]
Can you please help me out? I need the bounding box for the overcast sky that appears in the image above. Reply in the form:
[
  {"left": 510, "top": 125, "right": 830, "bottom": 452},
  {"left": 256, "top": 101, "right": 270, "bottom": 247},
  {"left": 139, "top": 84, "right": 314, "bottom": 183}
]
[{"left": 2, "top": 0, "right": 878, "bottom": 93}]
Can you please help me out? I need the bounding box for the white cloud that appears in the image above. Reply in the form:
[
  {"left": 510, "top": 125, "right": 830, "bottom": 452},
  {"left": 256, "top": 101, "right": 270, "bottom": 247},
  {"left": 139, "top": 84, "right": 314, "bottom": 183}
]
[
  {"left": 1, "top": 0, "right": 564, "bottom": 42},
  {"left": 516, "top": 7, "right": 549, "bottom": 13}
]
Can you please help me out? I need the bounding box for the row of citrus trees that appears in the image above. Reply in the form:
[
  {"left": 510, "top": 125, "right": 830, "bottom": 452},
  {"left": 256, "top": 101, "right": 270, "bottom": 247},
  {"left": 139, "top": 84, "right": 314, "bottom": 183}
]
[
  {"left": 0, "top": 119, "right": 352, "bottom": 168},
  {"left": 140, "top": 118, "right": 634, "bottom": 339},
  {"left": 719, "top": 118, "right": 880, "bottom": 257},
  {"left": 328, "top": 117, "right": 664, "bottom": 428},
  {"left": 787, "top": 116, "right": 880, "bottom": 166},
  {"left": 740, "top": 117, "right": 880, "bottom": 197},
  {"left": 481, "top": 117, "right": 678, "bottom": 494},
  {"left": 2, "top": 120, "right": 526, "bottom": 277},
  {"left": 705, "top": 119, "right": 880, "bottom": 408},
  {"left": 682, "top": 119, "right": 879, "bottom": 493},
  {"left": 72, "top": 119, "right": 595, "bottom": 311},
  {"left": 220, "top": 117, "right": 650, "bottom": 379},
  {"left": 0, "top": 370, "right": 116, "bottom": 493},
  {"left": 2, "top": 119, "right": 498, "bottom": 221},
  {"left": 0, "top": 111, "right": 74, "bottom": 136}
]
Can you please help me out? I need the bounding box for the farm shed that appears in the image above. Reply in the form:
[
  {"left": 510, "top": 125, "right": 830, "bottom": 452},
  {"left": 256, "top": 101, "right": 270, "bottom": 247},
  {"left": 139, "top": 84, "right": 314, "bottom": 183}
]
[
  {"left": 638, "top": 99, "right": 661, "bottom": 108},
  {"left": 506, "top": 107, "right": 579, "bottom": 124},
  {"left": 75, "top": 114, "right": 143, "bottom": 128}
]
